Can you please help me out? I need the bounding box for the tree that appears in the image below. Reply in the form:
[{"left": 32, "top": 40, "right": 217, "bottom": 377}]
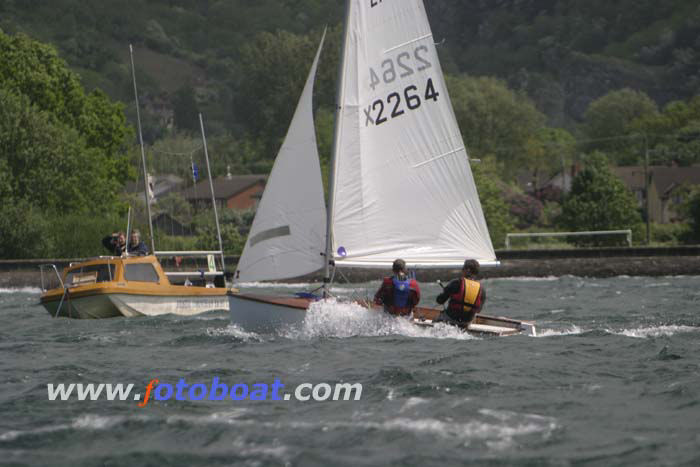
[
  {"left": 233, "top": 28, "right": 338, "bottom": 151},
  {"left": 0, "top": 89, "right": 120, "bottom": 214},
  {"left": 522, "top": 128, "right": 576, "bottom": 188},
  {"left": 630, "top": 96, "right": 700, "bottom": 166},
  {"left": 446, "top": 75, "right": 546, "bottom": 176},
  {"left": 172, "top": 85, "right": 199, "bottom": 133},
  {"left": 682, "top": 187, "right": 700, "bottom": 242},
  {"left": 583, "top": 88, "right": 658, "bottom": 164},
  {"left": 0, "top": 30, "right": 132, "bottom": 258},
  {"left": 560, "top": 152, "right": 641, "bottom": 236},
  {"left": 0, "top": 200, "right": 53, "bottom": 259},
  {"left": 471, "top": 157, "right": 515, "bottom": 247},
  {"left": 0, "top": 30, "right": 132, "bottom": 214}
]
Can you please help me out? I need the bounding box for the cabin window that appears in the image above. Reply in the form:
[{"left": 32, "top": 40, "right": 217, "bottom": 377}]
[
  {"left": 124, "top": 263, "right": 160, "bottom": 283},
  {"left": 66, "top": 264, "right": 116, "bottom": 285}
]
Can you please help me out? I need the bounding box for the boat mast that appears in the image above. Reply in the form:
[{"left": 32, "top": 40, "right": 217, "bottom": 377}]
[
  {"left": 129, "top": 44, "right": 156, "bottom": 254},
  {"left": 199, "top": 113, "right": 226, "bottom": 272},
  {"left": 323, "top": 0, "right": 352, "bottom": 296},
  {"left": 125, "top": 206, "right": 132, "bottom": 255}
]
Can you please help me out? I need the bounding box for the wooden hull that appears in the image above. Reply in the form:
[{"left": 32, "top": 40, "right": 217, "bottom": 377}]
[{"left": 228, "top": 293, "right": 535, "bottom": 336}]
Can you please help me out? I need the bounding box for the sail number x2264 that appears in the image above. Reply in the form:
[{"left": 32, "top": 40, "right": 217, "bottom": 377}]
[{"left": 365, "top": 78, "right": 439, "bottom": 127}]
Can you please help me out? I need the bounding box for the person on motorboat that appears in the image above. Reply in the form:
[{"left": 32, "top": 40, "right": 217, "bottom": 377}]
[
  {"left": 102, "top": 231, "right": 127, "bottom": 256},
  {"left": 436, "top": 259, "right": 486, "bottom": 323},
  {"left": 373, "top": 258, "right": 421, "bottom": 316},
  {"left": 127, "top": 229, "right": 149, "bottom": 256}
]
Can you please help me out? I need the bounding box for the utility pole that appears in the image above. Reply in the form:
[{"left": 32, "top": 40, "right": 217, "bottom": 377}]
[{"left": 643, "top": 134, "right": 651, "bottom": 244}]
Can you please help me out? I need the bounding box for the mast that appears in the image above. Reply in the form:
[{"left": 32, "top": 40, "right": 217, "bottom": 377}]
[
  {"left": 323, "top": 0, "right": 352, "bottom": 294},
  {"left": 129, "top": 44, "right": 156, "bottom": 254},
  {"left": 199, "top": 113, "right": 226, "bottom": 272}
]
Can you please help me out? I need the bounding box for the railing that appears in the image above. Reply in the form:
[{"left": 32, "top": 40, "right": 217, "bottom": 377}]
[
  {"left": 504, "top": 230, "right": 633, "bottom": 250},
  {"left": 154, "top": 250, "right": 226, "bottom": 279},
  {"left": 38, "top": 264, "right": 64, "bottom": 292},
  {"left": 153, "top": 250, "right": 223, "bottom": 257}
]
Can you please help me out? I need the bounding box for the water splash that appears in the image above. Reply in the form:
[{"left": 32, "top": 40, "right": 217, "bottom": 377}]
[
  {"left": 615, "top": 325, "right": 698, "bottom": 338},
  {"left": 283, "top": 299, "right": 476, "bottom": 341},
  {"left": 534, "top": 325, "right": 583, "bottom": 337},
  {"left": 489, "top": 276, "right": 560, "bottom": 282},
  {"left": 206, "top": 324, "right": 262, "bottom": 341}
]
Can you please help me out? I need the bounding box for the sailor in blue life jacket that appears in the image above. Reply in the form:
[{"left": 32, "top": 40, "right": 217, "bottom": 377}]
[
  {"left": 373, "top": 259, "right": 421, "bottom": 316},
  {"left": 436, "top": 259, "right": 486, "bottom": 323}
]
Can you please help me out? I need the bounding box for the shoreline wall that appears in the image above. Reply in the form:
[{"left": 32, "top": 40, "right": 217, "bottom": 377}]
[{"left": 2, "top": 247, "right": 699, "bottom": 288}]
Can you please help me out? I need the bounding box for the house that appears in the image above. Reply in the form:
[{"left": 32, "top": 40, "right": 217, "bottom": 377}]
[
  {"left": 612, "top": 165, "right": 700, "bottom": 223},
  {"left": 181, "top": 174, "right": 267, "bottom": 211}
]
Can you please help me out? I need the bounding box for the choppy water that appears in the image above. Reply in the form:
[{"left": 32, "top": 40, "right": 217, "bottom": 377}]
[{"left": 1, "top": 276, "right": 699, "bottom": 466}]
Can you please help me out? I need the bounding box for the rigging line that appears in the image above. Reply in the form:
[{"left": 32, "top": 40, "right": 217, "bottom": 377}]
[
  {"left": 151, "top": 146, "right": 203, "bottom": 156},
  {"left": 411, "top": 147, "right": 465, "bottom": 169},
  {"left": 383, "top": 33, "right": 433, "bottom": 54},
  {"left": 335, "top": 267, "right": 369, "bottom": 304}
]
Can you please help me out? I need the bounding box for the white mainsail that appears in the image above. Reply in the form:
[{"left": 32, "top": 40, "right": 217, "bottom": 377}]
[
  {"left": 235, "top": 31, "right": 327, "bottom": 282},
  {"left": 328, "top": 0, "right": 496, "bottom": 269}
]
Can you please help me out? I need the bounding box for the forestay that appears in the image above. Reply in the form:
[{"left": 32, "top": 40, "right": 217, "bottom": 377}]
[
  {"left": 235, "top": 32, "right": 327, "bottom": 282},
  {"left": 329, "top": 0, "right": 496, "bottom": 268}
]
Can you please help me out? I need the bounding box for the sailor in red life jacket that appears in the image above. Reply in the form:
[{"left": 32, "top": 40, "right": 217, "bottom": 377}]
[
  {"left": 373, "top": 259, "right": 421, "bottom": 316},
  {"left": 436, "top": 259, "right": 486, "bottom": 323}
]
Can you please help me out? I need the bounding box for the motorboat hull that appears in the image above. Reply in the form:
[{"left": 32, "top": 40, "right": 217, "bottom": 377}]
[
  {"left": 41, "top": 291, "right": 229, "bottom": 319},
  {"left": 39, "top": 256, "right": 228, "bottom": 319}
]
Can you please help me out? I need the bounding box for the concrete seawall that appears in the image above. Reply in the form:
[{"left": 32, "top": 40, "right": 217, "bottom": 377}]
[{"left": 3, "top": 247, "right": 699, "bottom": 288}]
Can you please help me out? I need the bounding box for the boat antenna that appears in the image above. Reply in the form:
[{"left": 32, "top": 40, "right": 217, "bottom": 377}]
[
  {"left": 198, "top": 113, "right": 226, "bottom": 272},
  {"left": 129, "top": 44, "right": 156, "bottom": 254},
  {"left": 323, "top": 0, "right": 351, "bottom": 297}
]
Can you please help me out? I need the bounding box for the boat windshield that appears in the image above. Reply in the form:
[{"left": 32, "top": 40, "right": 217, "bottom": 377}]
[
  {"left": 65, "top": 264, "right": 116, "bottom": 286},
  {"left": 123, "top": 263, "right": 160, "bottom": 283}
]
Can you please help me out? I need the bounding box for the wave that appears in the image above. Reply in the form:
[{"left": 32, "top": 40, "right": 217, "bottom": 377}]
[
  {"left": 205, "top": 324, "right": 262, "bottom": 341},
  {"left": 283, "top": 299, "right": 476, "bottom": 341},
  {"left": 489, "top": 276, "right": 560, "bottom": 282},
  {"left": 0, "top": 287, "right": 42, "bottom": 294},
  {"left": 0, "top": 414, "right": 133, "bottom": 442},
  {"left": 235, "top": 281, "right": 319, "bottom": 289},
  {"left": 614, "top": 325, "right": 699, "bottom": 338},
  {"left": 281, "top": 410, "right": 557, "bottom": 451},
  {"left": 534, "top": 325, "right": 583, "bottom": 337}
]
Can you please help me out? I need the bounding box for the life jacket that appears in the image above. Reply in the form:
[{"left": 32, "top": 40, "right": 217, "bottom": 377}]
[
  {"left": 392, "top": 276, "right": 411, "bottom": 308},
  {"left": 383, "top": 276, "right": 414, "bottom": 316},
  {"left": 448, "top": 278, "right": 481, "bottom": 314}
]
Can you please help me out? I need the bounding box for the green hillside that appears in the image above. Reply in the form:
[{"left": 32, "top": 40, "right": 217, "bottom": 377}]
[
  {"left": 2, "top": 1, "right": 700, "bottom": 258},
  {"left": 2, "top": 0, "right": 698, "bottom": 137}
]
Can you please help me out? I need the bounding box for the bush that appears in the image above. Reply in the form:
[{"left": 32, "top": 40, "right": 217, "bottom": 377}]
[
  {"left": 49, "top": 212, "right": 126, "bottom": 258},
  {"left": 0, "top": 201, "right": 53, "bottom": 258},
  {"left": 650, "top": 222, "right": 690, "bottom": 245},
  {"left": 507, "top": 191, "right": 543, "bottom": 228},
  {"left": 560, "top": 152, "right": 642, "bottom": 245}
]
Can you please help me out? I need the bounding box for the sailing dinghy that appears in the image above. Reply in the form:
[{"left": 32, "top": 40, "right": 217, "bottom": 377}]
[{"left": 229, "top": 1, "right": 535, "bottom": 336}]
